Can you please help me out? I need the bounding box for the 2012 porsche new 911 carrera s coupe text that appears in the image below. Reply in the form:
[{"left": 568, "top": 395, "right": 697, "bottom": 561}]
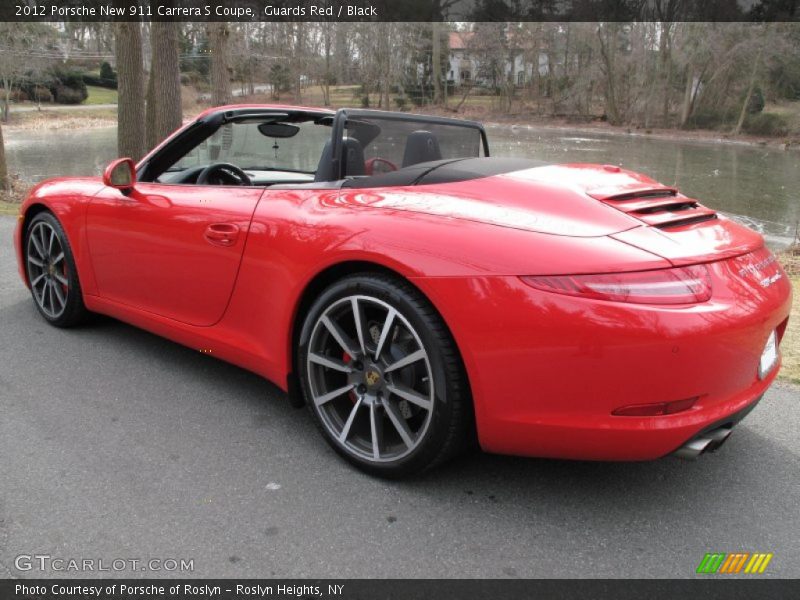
[{"left": 14, "top": 105, "right": 792, "bottom": 477}]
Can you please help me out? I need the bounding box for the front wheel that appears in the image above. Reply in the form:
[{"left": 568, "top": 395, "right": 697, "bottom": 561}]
[
  {"left": 24, "top": 211, "right": 88, "bottom": 327},
  {"left": 297, "top": 273, "right": 473, "bottom": 478}
]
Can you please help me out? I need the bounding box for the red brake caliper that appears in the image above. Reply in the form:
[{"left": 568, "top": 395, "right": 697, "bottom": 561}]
[{"left": 343, "top": 353, "right": 358, "bottom": 404}]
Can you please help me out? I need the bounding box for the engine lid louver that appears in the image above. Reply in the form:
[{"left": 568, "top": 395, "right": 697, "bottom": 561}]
[{"left": 588, "top": 187, "right": 718, "bottom": 230}]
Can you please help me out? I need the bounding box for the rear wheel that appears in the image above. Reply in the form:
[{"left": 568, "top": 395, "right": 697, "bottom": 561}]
[
  {"left": 24, "top": 212, "right": 88, "bottom": 327},
  {"left": 297, "top": 273, "right": 472, "bottom": 478}
]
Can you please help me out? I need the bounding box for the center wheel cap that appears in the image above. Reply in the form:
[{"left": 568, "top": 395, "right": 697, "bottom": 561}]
[{"left": 365, "top": 369, "right": 381, "bottom": 387}]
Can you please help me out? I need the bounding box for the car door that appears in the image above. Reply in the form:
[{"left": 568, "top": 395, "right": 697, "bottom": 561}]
[{"left": 86, "top": 183, "right": 264, "bottom": 327}]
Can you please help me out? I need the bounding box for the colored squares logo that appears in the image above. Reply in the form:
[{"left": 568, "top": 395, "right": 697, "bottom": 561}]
[{"left": 696, "top": 553, "right": 773, "bottom": 574}]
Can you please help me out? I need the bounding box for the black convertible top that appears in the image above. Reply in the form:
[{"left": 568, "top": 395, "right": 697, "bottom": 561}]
[{"left": 341, "top": 157, "right": 548, "bottom": 189}]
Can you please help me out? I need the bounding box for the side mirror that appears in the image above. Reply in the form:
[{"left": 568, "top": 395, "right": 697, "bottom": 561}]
[{"left": 103, "top": 158, "right": 136, "bottom": 195}]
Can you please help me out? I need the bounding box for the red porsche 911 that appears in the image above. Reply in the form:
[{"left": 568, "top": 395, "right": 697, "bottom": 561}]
[{"left": 14, "top": 105, "right": 792, "bottom": 477}]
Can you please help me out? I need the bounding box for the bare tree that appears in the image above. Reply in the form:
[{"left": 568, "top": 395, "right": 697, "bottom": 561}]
[
  {"left": 208, "top": 23, "right": 231, "bottom": 106},
  {"left": 734, "top": 26, "right": 767, "bottom": 135},
  {"left": 0, "top": 120, "right": 8, "bottom": 192},
  {"left": 432, "top": 21, "right": 443, "bottom": 105},
  {"left": 146, "top": 22, "right": 182, "bottom": 149},
  {"left": 115, "top": 22, "right": 147, "bottom": 160}
]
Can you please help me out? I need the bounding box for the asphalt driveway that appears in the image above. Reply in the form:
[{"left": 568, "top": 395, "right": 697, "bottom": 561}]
[{"left": 0, "top": 215, "right": 798, "bottom": 578}]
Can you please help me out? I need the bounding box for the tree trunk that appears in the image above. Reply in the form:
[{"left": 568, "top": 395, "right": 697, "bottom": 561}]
[
  {"left": 114, "top": 22, "right": 147, "bottom": 161},
  {"left": 734, "top": 39, "right": 764, "bottom": 136},
  {"left": 0, "top": 119, "right": 9, "bottom": 191},
  {"left": 145, "top": 66, "right": 156, "bottom": 151},
  {"left": 208, "top": 23, "right": 231, "bottom": 106},
  {"left": 679, "top": 66, "right": 694, "bottom": 128},
  {"left": 146, "top": 22, "right": 182, "bottom": 149},
  {"left": 598, "top": 23, "right": 621, "bottom": 125},
  {"left": 432, "top": 22, "right": 443, "bottom": 105}
]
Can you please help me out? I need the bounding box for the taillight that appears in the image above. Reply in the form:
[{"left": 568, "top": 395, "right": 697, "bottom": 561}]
[{"left": 521, "top": 265, "right": 711, "bottom": 305}]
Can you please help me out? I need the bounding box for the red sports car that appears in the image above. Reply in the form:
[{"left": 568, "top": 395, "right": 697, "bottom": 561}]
[{"left": 14, "top": 105, "right": 792, "bottom": 477}]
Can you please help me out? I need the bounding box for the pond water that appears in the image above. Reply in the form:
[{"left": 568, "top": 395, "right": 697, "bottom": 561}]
[{"left": 5, "top": 124, "right": 799, "bottom": 248}]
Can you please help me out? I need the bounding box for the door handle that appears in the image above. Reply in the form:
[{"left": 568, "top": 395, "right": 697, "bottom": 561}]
[{"left": 204, "top": 223, "right": 239, "bottom": 247}]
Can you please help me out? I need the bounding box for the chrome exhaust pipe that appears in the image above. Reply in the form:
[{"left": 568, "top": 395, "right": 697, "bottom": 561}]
[{"left": 673, "top": 426, "right": 732, "bottom": 460}]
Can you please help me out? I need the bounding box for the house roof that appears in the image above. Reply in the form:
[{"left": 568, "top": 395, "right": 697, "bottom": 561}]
[{"left": 448, "top": 31, "right": 474, "bottom": 50}]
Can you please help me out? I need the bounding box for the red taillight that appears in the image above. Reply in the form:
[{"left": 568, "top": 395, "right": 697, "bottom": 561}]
[
  {"left": 612, "top": 397, "right": 698, "bottom": 416},
  {"left": 521, "top": 265, "right": 711, "bottom": 305}
]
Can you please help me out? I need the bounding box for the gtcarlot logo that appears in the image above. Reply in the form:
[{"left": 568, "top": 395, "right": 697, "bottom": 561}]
[{"left": 14, "top": 554, "right": 194, "bottom": 573}]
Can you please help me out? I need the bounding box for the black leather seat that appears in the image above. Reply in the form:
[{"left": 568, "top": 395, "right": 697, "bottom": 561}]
[
  {"left": 402, "top": 130, "right": 442, "bottom": 168},
  {"left": 314, "top": 137, "right": 365, "bottom": 181}
]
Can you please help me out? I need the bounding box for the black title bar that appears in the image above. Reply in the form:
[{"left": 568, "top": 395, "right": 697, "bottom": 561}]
[{"left": 1, "top": 0, "right": 799, "bottom": 22}]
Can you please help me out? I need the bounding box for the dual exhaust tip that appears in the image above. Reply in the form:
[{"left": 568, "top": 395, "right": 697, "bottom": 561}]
[{"left": 672, "top": 426, "right": 733, "bottom": 460}]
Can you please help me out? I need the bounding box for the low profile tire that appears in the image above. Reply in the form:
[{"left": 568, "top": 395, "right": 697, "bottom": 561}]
[
  {"left": 24, "top": 211, "right": 88, "bottom": 328},
  {"left": 297, "top": 273, "right": 473, "bottom": 478}
]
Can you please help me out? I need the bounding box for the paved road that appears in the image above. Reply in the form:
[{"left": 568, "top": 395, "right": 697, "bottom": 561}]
[{"left": 0, "top": 214, "right": 798, "bottom": 579}]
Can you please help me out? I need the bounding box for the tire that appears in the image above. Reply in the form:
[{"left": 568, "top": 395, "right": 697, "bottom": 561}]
[
  {"left": 297, "top": 273, "right": 473, "bottom": 478},
  {"left": 24, "top": 211, "right": 88, "bottom": 328}
]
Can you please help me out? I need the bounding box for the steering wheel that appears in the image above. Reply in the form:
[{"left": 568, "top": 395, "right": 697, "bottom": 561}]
[
  {"left": 365, "top": 157, "right": 398, "bottom": 176},
  {"left": 197, "top": 163, "right": 252, "bottom": 186}
]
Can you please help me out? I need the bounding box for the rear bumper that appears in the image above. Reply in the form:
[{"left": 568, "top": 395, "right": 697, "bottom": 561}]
[{"left": 413, "top": 255, "right": 791, "bottom": 461}]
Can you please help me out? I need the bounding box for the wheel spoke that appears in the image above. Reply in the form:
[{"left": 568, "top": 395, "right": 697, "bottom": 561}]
[
  {"left": 52, "top": 279, "right": 66, "bottom": 307},
  {"left": 54, "top": 272, "right": 68, "bottom": 286},
  {"left": 313, "top": 383, "right": 355, "bottom": 407},
  {"left": 39, "top": 226, "right": 48, "bottom": 256},
  {"left": 30, "top": 232, "right": 45, "bottom": 258},
  {"left": 373, "top": 307, "right": 396, "bottom": 361},
  {"left": 338, "top": 397, "right": 363, "bottom": 443},
  {"left": 52, "top": 252, "right": 65, "bottom": 265},
  {"left": 321, "top": 315, "right": 359, "bottom": 358},
  {"left": 384, "top": 348, "right": 426, "bottom": 373},
  {"left": 27, "top": 256, "right": 44, "bottom": 267},
  {"left": 383, "top": 398, "right": 415, "bottom": 448},
  {"left": 387, "top": 383, "right": 432, "bottom": 411},
  {"left": 48, "top": 228, "right": 56, "bottom": 255},
  {"left": 351, "top": 297, "right": 367, "bottom": 355},
  {"left": 309, "top": 353, "right": 352, "bottom": 373},
  {"left": 47, "top": 281, "right": 56, "bottom": 313},
  {"left": 31, "top": 273, "right": 46, "bottom": 287},
  {"left": 369, "top": 403, "right": 382, "bottom": 460}
]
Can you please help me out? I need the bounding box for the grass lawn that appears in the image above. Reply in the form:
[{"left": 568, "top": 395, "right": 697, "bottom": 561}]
[
  {"left": 84, "top": 85, "right": 118, "bottom": 105},
  {"left": 0, "top": 200, "right": 20, "bottom": 215}
]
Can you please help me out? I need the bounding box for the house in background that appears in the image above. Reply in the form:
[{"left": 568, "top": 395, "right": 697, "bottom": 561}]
[{"left": 447, "top": 28, "right": 549, "bottom": 89}]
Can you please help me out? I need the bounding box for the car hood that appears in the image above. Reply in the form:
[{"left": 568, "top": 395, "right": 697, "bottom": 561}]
[{"left": 336, "top": 161, "right": 763, "bottom": 264}]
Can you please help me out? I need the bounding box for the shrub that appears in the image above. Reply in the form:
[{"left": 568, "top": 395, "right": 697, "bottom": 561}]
[
  {"left": 743, "top": 112, "right": 791, "bottom": 136},
  {"left": 99, "top": 61, "right": 116, "bottom": 81},
  {"left": 82, "top": 74, "right": 117, "bottom": 89},
  {"left": 31, "top": 86, "right": 53, "bottom": 103},
  {"left": 9, "top": 89, "right": 29, "bottom": 102},
  {"left": 747, "top": 86, "right": 765, "bottom": 114},
  {"left": 686, "top": 109, "right": 728, "bottom": 130},
  {"left": 54, "top": 85, "right": 87, "bottom": 104}
]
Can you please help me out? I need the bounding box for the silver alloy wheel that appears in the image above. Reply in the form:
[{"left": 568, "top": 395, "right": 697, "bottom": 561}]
[
  {"left": 26, "top": 221, "right": 69, "bottom": 319},
  {"left": 306, "top": 295, "right": 435, "bottom": 462}
]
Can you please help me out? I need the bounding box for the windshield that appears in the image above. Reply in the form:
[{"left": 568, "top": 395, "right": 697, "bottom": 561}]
[{"left": 168, "top": 119, "right": 331, "bottom": 174}]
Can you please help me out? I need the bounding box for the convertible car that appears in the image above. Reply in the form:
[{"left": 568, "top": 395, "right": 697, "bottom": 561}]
[{"left": 14, "top": 105, "right": 792, "bottom": 477}]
